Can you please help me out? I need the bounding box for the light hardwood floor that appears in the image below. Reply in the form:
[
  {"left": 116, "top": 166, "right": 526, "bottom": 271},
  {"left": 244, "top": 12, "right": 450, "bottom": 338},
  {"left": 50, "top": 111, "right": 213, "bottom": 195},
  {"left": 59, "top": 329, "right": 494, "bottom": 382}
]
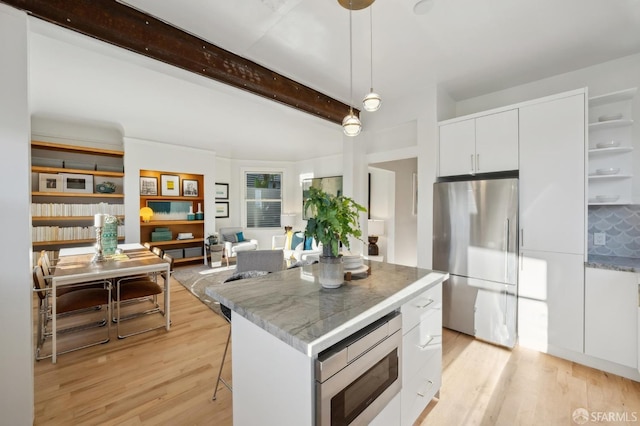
[{"left": 34, "top": 272, "right": 640, "bottom": 425}]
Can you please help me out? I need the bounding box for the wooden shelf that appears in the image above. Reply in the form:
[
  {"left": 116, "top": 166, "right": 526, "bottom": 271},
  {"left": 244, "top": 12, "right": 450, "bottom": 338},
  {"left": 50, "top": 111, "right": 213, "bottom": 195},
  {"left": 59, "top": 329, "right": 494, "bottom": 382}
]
[
  {"left": 146, "top": 238, "right": 205, "bottom": 246},
  {"left": 33, "top": 236, "right": 125, "bottom": 247},
  {"left": 588, "top": 147, "right": 633, "bottom": 155},
  {"left": 33, "top": 215, "right": 125, "bottom": 221},
  {"left": 141, "top": 220, "right": 204, "bottom": 226},
  {"left": 175, "top": 256, "right": 205, "bottom": 264},
  {"left": 589, "top": 88, "right": 637, "bottom": 107},
  {"left": 140, "top": 195, "right": 204, "bottom": 202},
  {"left": 588, "top": 174, "right": 632, "bottom": 180},
  {"left": 31, "top": 140, "right": 124, "bottom": 157},
  {"left": 31, "top": 165, "right": 124, "bottom": 177},
  {"left": 588, "top": 119, "right": 634, "bottom": 130},
  {"left": 32, "top": 192, "right": 124, "bottom": 198}
]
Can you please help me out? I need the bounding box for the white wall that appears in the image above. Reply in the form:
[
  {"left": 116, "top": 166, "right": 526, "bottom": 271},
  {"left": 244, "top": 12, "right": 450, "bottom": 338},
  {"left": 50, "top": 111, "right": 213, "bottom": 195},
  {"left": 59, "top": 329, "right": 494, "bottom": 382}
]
[
  {"left": 370, "top": 159, "right": 417, "bottom": 266},
  {"left": 0, "top": 4, "right": 34, "bottom": 424},
  {"left": 368, "top": 167, "right": 395, "bottom": 261},
  {"left": 123, "top": 137, "right": 217, "bottom": 243}
]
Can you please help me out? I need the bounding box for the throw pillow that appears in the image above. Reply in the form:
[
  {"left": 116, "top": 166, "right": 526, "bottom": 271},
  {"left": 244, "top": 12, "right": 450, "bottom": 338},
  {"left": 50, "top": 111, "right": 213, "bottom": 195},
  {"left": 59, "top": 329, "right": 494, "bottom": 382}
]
[
  {"left": 223, "top": 233, "right": 237, "bottom": 243},
  {"left": 291, "top": 232, "right": 304, "bottom": 250},
  {"left": 304, "top": 236, "right": 313, "bottom": 250},
  {"left": 236, "top": 231, "right": 245, "bottom": 242}
]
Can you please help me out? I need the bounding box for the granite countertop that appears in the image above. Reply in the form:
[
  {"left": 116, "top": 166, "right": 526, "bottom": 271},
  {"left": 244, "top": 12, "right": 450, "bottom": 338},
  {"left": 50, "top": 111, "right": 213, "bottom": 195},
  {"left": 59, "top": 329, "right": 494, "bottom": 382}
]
[
  {"left": 586, "top": 255, "right": 640, "bottom": 273},
  {"left": 205, "top": 261, "right": 448, "bottom": 357}
]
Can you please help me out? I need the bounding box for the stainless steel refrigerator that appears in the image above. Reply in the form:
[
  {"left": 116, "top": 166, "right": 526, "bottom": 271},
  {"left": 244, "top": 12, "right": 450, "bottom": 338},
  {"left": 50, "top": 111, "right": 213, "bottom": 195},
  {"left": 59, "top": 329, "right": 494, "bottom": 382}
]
[{"left": 433, "top": 178, "right": 518, "bottom": 348}]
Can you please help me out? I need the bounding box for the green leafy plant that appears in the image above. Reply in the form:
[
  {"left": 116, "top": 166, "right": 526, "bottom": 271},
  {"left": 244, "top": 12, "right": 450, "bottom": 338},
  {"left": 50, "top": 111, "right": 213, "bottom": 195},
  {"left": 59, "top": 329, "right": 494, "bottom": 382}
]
[{"left": 304, "top": 186, "right": 367, "bottom": 257}]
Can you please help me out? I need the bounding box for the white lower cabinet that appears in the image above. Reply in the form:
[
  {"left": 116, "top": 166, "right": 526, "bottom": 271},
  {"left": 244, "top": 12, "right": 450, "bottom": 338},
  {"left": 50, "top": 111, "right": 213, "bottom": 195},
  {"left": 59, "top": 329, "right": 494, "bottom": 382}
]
[
  {"left": 518, "top": 251, "right": 584, "bottom": 353},
  {"left": 585, "top": 267, "right": 638, "bottom": 368},
  {"left": 401, "top": 282, "right": 442, "bottom": 426}
]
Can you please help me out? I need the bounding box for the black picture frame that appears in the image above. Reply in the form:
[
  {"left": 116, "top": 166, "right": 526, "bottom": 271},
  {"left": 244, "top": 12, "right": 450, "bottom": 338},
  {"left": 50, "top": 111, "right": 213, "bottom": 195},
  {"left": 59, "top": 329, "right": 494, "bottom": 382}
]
[
  {"left": 215, "top": 182, "right": 229, "bottom": 199},
  {"left": 140, "top": 176, "right": 158, "bottom": 196},
  {"left": 160, "top": 174, "right": 180, "bottom": 196},
  {"left": 215, "top": 202, "right": 229, "bottom": 218},
  {"left": 182, "top": 179, "right": 198, "bottom": 197}
]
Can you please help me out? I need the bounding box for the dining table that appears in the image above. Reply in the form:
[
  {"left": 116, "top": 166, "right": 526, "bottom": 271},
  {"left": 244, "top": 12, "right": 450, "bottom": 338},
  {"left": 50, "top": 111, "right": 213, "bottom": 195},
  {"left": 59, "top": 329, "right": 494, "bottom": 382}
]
[{"left": 51, "top": 246, "right": 171, "bottom": 363}]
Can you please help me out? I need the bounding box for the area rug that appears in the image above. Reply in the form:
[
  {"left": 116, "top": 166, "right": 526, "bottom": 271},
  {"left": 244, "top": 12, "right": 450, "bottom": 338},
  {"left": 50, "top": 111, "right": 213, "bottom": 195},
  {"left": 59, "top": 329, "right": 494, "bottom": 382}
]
[{"left": 172, "top": 264, "right": 236, "bottom": 316}]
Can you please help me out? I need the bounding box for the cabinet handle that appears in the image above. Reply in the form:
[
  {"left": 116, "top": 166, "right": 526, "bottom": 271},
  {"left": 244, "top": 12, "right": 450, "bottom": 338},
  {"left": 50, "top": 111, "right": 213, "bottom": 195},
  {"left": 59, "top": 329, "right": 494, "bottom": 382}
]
[
  {"left": 520, "top": 229, "right": 524, "bottom": 247},
  {"left": 417, "top": 335, "right": 437, "bottom": 350},
  {"left": 470, "top": 154, "right": 474, "bottom": 174},
  {"left": 476, "top": 153, "right": 480, "bottom": 171},
  {"left": 417, "top": 380, "right": 434, "bottom": 397},
  {"left": 416, "top": 298, "right": 434, "bottom": 309}
]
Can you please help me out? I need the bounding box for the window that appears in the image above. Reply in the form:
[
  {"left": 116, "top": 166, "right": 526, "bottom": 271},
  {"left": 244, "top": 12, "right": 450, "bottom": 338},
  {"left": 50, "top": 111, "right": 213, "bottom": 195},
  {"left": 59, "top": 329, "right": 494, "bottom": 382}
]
[{"left": 245, "top": 172, "right": 282, "bottom": 228}]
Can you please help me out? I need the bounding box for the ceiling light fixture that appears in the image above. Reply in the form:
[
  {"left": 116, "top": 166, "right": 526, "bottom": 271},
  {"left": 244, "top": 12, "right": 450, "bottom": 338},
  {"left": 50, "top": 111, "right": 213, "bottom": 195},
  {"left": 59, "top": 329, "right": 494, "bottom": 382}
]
[
  {"left": 413, "top": 0, "right": 434, "bottom": 15},
  {"left": 342, "top": 0, "right": 362, "bottom": 137},
  {"left": 362, "top": 5, "right": 381, "bottom": 112}
]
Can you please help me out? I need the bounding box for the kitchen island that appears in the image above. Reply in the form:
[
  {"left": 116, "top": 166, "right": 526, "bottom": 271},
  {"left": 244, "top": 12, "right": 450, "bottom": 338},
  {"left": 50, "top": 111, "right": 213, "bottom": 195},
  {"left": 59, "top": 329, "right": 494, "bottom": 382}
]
[{"left": 205, "top": 261, "right": 448, "bottom": 426}]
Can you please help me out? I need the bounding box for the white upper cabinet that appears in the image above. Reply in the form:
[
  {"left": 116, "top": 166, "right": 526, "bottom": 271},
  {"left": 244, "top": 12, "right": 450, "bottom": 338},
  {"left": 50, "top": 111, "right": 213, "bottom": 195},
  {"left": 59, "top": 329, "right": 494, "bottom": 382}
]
[
  {"left": 439, "top": 118, "right": 475, "bottom": 176},
  {"left": 475, "top": 109, "right": 519, "bottom": 173},
  {"left": 438, "top": 109, "right": 518, "bottom": 177},
  {"left": 519, "top": 92, "right": 585, "bottom": 255}
]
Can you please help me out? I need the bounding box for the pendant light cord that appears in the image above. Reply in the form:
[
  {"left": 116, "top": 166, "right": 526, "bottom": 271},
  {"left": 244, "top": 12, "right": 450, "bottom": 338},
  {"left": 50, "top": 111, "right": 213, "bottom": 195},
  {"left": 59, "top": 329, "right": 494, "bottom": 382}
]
[
  {"left": 349, "top": 1, "right": 354, "bottom": 113},
  {"left": 369, "top": 7, "right": 373, "bottom": 91}
]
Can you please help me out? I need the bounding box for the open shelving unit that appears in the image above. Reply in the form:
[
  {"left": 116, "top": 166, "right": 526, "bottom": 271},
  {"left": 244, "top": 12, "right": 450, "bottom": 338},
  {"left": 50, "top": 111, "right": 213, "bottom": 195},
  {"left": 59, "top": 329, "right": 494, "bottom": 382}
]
[
  {"left": 139, "top": 169, "right": 207, "bottom": 264},
  {"left": 587, "top": 88, "right": 636, "bottom": 205},
  {"left": 31, "top": 141, "right": 125, "bottom": 250}
]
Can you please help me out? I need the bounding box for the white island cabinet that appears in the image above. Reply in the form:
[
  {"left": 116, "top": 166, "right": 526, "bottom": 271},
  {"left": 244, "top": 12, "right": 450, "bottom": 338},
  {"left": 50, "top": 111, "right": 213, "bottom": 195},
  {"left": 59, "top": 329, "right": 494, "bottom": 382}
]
[
  {"left": 585, "top": 267, "right": 638, "bottom": 368},
  {"left": 206, "top": 262, "right": 448, "bottom": 426}
]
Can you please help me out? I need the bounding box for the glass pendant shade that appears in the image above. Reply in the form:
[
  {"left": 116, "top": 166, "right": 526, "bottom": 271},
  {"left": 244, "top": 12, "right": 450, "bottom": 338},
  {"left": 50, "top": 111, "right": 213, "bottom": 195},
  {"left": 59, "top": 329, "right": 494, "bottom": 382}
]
[
  {"left": 363, "top": 90, "right": 382, "bottom": 112},
  {"left": 342, "top": 111, "right": 362, "bottom": 137}
]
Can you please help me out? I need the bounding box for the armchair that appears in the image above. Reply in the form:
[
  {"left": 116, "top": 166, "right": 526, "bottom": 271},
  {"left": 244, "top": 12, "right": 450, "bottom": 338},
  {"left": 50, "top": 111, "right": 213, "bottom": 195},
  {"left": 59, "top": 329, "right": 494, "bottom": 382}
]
[
  {"left": 219, "top": 227, "right": 259, "bottom": 267},
  {"left": 272, "top": 230, "right": 322, "bottom": 262}
]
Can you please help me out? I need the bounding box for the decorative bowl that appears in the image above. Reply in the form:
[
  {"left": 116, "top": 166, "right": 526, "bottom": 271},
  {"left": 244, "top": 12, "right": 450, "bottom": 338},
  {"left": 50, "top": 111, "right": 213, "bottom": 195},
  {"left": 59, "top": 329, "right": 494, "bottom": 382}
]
[
  {"left": 595, "top": 168, "right": 620, "bottom": 176},
  {"left": 596, "top": 140, "right": 620, "bottom": 149},
  {"left": 595, "top": 195, "right": 620, "bottom": 203},
  {"left": 598, "top": 113, "right": 623, "bottom": 122},
  {"left": 95, "top": 182, "right": 116, "bottom": 193}
]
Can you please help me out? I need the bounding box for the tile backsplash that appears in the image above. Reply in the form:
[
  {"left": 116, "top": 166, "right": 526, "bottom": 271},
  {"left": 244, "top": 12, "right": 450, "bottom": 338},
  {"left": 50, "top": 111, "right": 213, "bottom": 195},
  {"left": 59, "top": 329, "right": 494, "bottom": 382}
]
[{"left": 588, "top": 205, "right": 640, "bottom": 257}]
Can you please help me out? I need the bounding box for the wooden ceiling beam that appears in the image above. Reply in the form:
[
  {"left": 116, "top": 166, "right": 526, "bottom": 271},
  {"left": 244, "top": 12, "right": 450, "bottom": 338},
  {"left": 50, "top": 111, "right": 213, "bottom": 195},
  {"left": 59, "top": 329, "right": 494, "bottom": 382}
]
[{"left": 1, "top": 0, "right": 356, "bottom": 125}]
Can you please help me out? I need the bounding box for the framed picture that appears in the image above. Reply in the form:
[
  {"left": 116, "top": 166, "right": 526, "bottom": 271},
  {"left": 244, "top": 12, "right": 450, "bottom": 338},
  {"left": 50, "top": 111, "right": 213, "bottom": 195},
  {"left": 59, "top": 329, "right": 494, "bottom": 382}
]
[
  {"left": 215, "top": 183, "right": 229, "bottom": 199},
  {"left": 182, "top": 179, "right": 199, "bottom": 197},
  {"left": 215, "top": 202, "right": 229, "bottom": 218},
  {"left": 61, "top": 173, "right": 94, "bottom": 194},
  {"left": 160, "top": 174, "right": 180, "bottom": 196},
  {"left": 38, "top": 173, "right": 63, "bottom": 193},
  {"left": 140, "top": 176, "right": 158, "bottom": 196},
  {"left": 147, "top": 201, "right": 192, "bottom": 221}
]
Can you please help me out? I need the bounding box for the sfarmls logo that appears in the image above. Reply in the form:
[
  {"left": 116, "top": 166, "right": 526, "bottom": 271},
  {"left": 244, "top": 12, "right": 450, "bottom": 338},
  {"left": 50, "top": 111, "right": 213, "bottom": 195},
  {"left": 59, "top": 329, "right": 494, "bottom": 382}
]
[{"left": 572, "top": 408, "right": 638, "bottom": 424}]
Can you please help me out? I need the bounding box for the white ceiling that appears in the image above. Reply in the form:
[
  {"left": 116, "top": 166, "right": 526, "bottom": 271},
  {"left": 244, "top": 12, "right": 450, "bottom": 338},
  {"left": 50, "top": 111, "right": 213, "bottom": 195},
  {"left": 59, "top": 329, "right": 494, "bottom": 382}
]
[{"left": 26, "top": 0, "right": 640, "bottom": 161}]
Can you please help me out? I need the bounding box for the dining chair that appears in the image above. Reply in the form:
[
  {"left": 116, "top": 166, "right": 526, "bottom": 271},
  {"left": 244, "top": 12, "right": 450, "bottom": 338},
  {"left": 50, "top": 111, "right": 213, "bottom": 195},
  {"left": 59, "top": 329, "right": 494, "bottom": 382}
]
[
  {"left": 33, "top": 265, "right": 111, "bottom": 361},
  {"left": 112, "top": 254, "right": 173, "bottom": 339},
  {"left": 212, "top": 249, "right": 284, "bottom": 400}
]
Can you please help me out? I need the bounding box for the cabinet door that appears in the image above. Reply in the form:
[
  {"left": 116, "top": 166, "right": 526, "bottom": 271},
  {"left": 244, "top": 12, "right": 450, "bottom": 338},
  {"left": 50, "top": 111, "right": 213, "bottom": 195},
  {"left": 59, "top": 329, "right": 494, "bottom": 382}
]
[
  {"left": 585, "top": 267, "right": 637, "bottom": 368},
  {"left": 439, "top": 119, "right": 475, "bottom": 177},
  {"left": 518, "top": 250, "right": 584, "bottom": 354},
  {"left": 519, "top": 93, "right": 585, "bottom": 254},
  {"left": 475, "top": 109, "right": 519, "bottom": 173}
]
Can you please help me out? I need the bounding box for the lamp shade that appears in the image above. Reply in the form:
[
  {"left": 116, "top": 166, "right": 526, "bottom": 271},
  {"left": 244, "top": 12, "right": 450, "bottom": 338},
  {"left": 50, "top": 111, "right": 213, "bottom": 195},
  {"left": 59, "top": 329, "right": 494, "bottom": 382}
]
[
  {"left": 342, "top": 112, "right": 362, "bottom": 137},
  {"left": 139, "top": 207, "right": 153, "bottom": 223},
  {"left": 281, "top": 213, "right": 296, "bottom": 228},
  {"left": 368, "top": 219, "right": 384, "bottom": 236},
  {"left": 363, "top": 91, "right": 382, "bottom": 112}
]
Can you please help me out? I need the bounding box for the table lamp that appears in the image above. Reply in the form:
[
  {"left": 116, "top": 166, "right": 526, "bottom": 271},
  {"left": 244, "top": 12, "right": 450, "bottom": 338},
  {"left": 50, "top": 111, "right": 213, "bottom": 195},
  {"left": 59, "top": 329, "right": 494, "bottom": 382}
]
[
  {"left": 140, "top": 207, "right": 153, "bottom": 223},
  {"left": 367, "top": 219, "right": 385, "bottom": 256},
  {"left": 281, "top": 213, "right": 296, "bottom": 232}
]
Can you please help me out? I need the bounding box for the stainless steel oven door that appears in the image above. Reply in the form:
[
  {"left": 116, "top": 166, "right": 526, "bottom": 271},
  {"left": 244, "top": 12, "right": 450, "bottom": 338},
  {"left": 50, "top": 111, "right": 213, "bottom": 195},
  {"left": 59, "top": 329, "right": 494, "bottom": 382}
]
[{"left": 316, "top": 326, "right": 402, "bottom": 426}]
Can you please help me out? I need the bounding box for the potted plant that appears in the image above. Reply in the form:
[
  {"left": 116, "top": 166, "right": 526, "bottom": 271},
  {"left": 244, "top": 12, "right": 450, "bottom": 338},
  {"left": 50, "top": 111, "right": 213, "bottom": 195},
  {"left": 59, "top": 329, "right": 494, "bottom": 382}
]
[{"left": 304, "top": 186, "right": 367, "bottom": 288}]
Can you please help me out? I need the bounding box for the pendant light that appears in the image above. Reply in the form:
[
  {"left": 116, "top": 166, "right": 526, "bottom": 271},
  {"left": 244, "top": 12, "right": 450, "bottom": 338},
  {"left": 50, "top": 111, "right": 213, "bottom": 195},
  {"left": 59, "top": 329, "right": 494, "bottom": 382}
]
[
  {"left": 362, "top": 5, "right": 382, "bottom": 112},
  {"left": 342, "top": 0, "right": 362, "bottom": 137}
]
